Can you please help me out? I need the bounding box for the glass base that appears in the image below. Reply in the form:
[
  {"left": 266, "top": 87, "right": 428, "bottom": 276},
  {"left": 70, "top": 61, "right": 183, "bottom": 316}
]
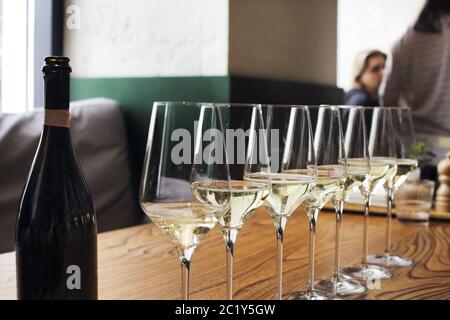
[
  {"left": 315, "top": 275, "right": 367, "bottom": 297},
  {"left": 285, "top": 291, "right": 330, "bottom": 300},
  {"left": 341, "top": 264, "right": 392, "bottom": 281},
  {"left": 367, "top": 254, "right": 413, "bottom": 267}
]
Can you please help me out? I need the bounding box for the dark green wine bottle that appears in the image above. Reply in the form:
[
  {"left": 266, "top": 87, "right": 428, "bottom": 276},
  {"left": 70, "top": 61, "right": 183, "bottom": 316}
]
[{"left": 15, "top": 57, "right": 98, "bottom": 300}]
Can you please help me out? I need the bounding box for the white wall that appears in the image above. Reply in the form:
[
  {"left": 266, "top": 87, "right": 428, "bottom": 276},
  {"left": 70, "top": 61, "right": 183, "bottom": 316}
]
[
  {"left": 64, "top": 0, "right": 338, "bottom": 85},
  {"left": 229, "top": 0, "right": 337, "bottom": 86},
  {"left": 337, "top": 0, "right": 426, "bottom": 90},
  {"left": 64, "top": 0, "right": 229, "bottom": 77}
]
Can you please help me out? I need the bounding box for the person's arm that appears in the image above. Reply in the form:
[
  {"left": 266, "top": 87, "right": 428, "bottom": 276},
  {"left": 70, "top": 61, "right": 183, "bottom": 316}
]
[{"left": 379, "top": 42, "right": 402, "bottom": 106}]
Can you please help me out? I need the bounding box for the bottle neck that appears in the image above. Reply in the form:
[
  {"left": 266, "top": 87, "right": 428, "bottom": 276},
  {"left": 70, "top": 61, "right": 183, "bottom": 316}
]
[
  {"left": 39, "top": 57, "right": 73, "bottom": 145},
  {"left": 43, "top": 72, "right": 70, "bottom": 128},
  {"left": 44, "top": 72, "right": 70, "bottom": 110}
]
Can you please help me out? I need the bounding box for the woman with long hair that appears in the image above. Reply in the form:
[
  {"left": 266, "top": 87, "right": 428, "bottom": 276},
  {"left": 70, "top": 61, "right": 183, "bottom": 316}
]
[{"left": 344, "top": 50, "right": 387, "bottom": 107}]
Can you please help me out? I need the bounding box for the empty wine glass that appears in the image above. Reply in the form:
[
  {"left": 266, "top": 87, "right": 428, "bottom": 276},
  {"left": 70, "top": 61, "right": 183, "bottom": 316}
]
[
  {"left": 342, "top": 107, "right": 396, "bottom": 281},
  {"left": 367, "top": 107, "right": 418, "bottom": 267},
  {"left": 315, "top": 106, "right": 368, "bottom": 298},
  {"left": 140, "top": 102, "right": 229, "bottom": 300},
  {"left": 287, "top": 105, "right": 346, "bottom": 300},
  {"left": 192, "top": 103, "right": 270, "bottom": 300},
  {"left": 247, "top": 105, "right": 316, "bottom": 300}
]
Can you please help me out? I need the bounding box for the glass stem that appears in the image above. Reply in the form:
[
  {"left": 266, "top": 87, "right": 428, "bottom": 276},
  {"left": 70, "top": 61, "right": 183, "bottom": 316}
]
[
  {"left": 362, "top": 194, "right": 371, "bottom": 268},
  {"left": 275, "top": 216, "right": 287, "bottom": 300},
  {"left": 180, "top": 256, "right": 191, "bottom": 300},
  {"left": 226, "top": 241, "right": 234, "bottom": 300},
  {"left": 223, "top": 229, "right": 237, "bottom": 300},
  {"left": 306, "top": 208, "right": 319, "bottom": 295},
  {"left": 384, "top": 188, "right": 394, "bottom": 257},
  {"left": 333, "top": 200, "right": 344, "bottom": 283}
]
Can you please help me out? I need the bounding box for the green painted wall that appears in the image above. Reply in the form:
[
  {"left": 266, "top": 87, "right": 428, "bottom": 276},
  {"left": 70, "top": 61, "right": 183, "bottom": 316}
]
[{"left": 70, "top": 76, "right": 230, "bottom": 189}]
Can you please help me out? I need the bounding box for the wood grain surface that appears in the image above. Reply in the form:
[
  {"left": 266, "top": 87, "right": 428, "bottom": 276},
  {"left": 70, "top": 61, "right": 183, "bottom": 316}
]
[
  {"left": 323, "top": 202, "right": 450, "bottom": 221},
  {"left": 0, "top": 207, "right": 449, "bottom": 300}
]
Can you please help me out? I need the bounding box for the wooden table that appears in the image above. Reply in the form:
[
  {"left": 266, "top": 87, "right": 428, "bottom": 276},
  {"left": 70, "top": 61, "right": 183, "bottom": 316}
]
[{"left": 0, "top": 208, "right": 449, "bottom": 300}]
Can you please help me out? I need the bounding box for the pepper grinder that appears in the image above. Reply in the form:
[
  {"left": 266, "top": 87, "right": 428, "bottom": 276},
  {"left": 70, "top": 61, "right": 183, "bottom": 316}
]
[{"left": 435, "top": 152, "right": 450, "bottom": 212}]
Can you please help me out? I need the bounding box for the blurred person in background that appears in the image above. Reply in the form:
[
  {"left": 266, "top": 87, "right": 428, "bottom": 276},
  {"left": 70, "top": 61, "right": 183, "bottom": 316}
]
[
  {"left": 344, "top": 50, "right": 387, "bottom": 107},
  {"left": 380, "top": 0, "right": 450, "bottom": 165}
]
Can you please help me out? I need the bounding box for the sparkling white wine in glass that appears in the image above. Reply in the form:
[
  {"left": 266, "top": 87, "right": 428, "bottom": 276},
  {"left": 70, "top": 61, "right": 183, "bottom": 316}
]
[
  {"left": 191, "top": 103, "right": 270, "bottom": 300},
  {"left": 191, "top": 180, "right": 269, "bottom": 230},
  {"left": 301, "top": 166, "right": 345, "bottom": 209},
  {"left": 287, "top": 105, "right": 345, "bottom": 301},
  {"left": 343, "top": 107, "right": 397, "bottom": 281},
  {"left": 360, "top": 157, "right": 397, "bottom": 195},
  {"left": 390, "top": 158, "right": 418, "bottom": 189},
  {"left": 315, "top": 106, "right": 368, "bottom": 298},
  {"left": 257, "top": 105, "right": 316, "bottom": 300},
  {"left": 244, "top": 172, "right": 314, "bottom": 218},
  {"left": 140, "top": 102, "right": 229, "bottom": 300},
  {"left": 368, "top": 107, "right": 419, "bottom": 268},
  {"left": 342, "top": 161, "right": 368, "bottom": 198},
  {"left": 141, "top": 202, "right": 218, "bottom": 253}
]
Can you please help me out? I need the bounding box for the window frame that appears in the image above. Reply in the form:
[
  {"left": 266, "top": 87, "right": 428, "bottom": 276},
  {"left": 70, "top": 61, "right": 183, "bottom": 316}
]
[
  {"left": 1, "top": 0, "right": 64, "bottom": 113},
  {"left": 30, "top": 0, "right": 65, "bottom": 109}
]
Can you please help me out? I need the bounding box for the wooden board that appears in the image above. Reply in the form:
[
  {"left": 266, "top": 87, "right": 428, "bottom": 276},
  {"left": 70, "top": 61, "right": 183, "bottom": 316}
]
[
  {"left": 0, "top": 208, "right": 449, "bottom": 300},
  {"left": 323, "top": 202, "right": 450, "bottom": 221}
]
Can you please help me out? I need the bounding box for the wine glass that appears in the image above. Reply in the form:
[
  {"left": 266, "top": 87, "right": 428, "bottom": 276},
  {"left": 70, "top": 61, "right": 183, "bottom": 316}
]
[
  {"left": 342, "top": 107, "right": 396, "bottom": 281},
  {"left": 367, "top": 107, "right": 418, "bottom": 267},
  {"left": 287, "top": 105, "right": 346, "bottom": 300},
  {"left": 139, "top": 102, "right": 229, "bottom": 300},
  {"left": 315, "top": 106, "right": 368, "bottom": 297},
  {"left": 192, "top": 103, "right": 270, "bottom": 300},
  {"left": 246, "top": 105, "right": 316, "bottom": 300}
]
